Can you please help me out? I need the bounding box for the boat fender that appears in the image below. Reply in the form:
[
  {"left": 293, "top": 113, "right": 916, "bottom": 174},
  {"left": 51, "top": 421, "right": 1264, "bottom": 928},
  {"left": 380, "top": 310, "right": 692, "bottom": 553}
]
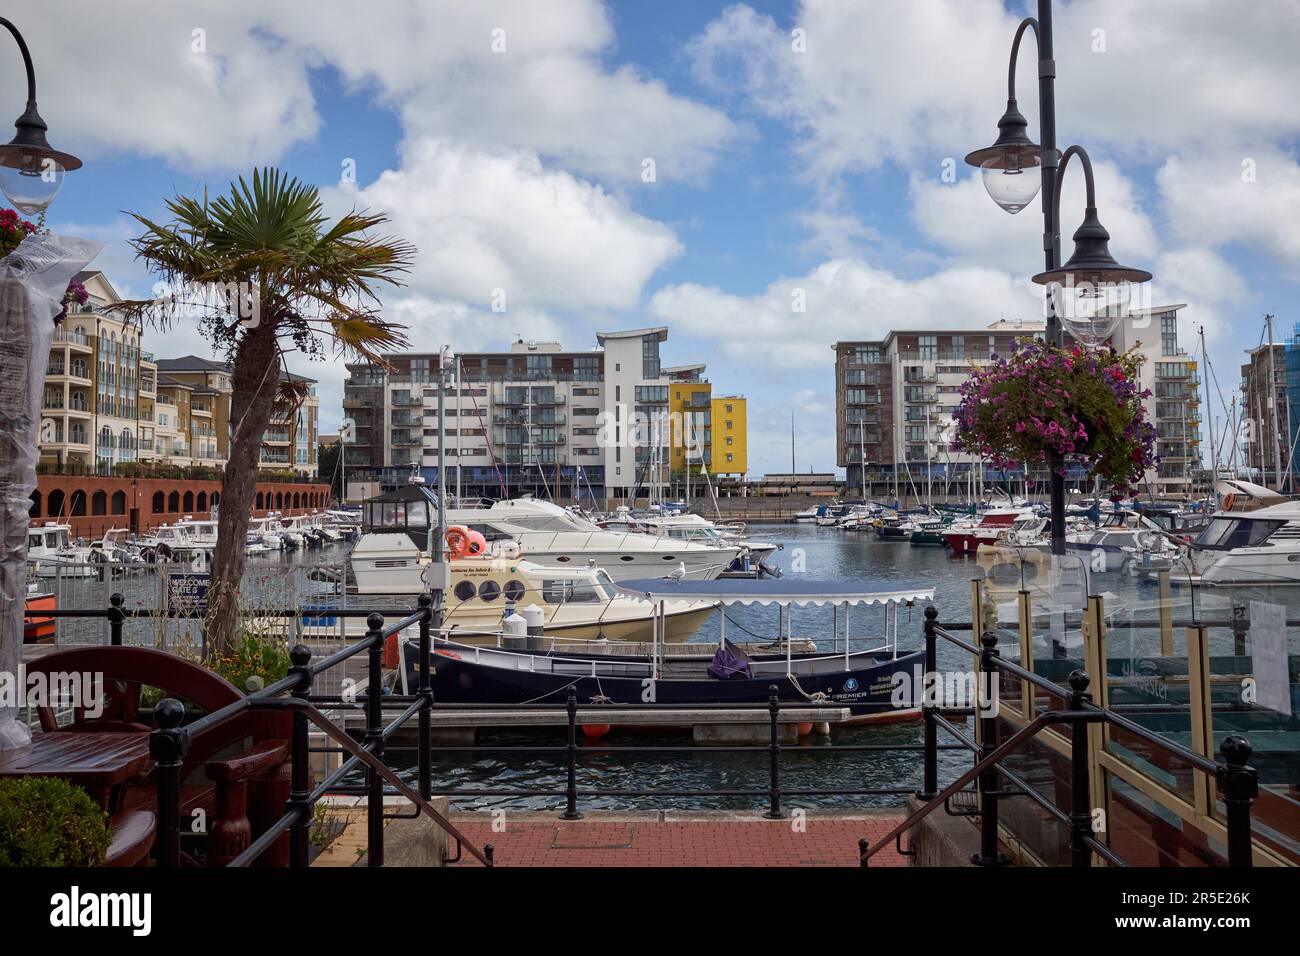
[
  {"left": 1222, "top": 493, "right": 1236, "bottom": 511},
  {"left": 383, "top": 632, "right": 401, "bottom": 669}
]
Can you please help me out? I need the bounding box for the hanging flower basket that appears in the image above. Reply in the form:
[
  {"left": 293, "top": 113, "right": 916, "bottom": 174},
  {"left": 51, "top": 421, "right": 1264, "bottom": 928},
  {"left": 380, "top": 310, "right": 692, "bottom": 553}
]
[
  {"left": 953, "top": 340, "right": 1158, "bottom": 497},
  {"left": 0, "top": 207, "right": 91, "bottom": 324}
]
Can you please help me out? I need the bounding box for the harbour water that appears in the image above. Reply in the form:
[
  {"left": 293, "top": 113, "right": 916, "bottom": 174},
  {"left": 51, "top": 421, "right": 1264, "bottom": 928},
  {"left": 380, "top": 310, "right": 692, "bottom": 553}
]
[
  {"left": 383, "top": 522, "right": 1213, "bottom": 812},
  {"left": 38, "top": 521, "right": 1296, "bottom": 812}
]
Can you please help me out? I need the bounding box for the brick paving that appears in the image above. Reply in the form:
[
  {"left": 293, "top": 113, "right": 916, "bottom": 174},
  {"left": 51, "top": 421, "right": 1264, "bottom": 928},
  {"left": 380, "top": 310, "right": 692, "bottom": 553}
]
[{"left": 447, "top": 812, "right": 907, "bottom": 867}]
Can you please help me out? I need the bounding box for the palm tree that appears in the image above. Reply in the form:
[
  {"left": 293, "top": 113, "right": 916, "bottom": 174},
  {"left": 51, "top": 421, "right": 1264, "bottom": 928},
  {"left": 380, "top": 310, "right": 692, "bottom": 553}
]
[{"left": 120, "top": 168, "right": 414, "bottom": 656}]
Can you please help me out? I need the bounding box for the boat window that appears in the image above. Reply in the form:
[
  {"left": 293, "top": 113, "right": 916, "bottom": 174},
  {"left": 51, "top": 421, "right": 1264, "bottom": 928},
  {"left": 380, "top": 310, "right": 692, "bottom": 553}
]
[
  {"left": 503, "top": 579, "right": 526, "bottom": 603},
  {"left": 1195, "top": 518, "right": 1284, "bottom": 549},
  {"left": 542, "top": 579, "right": 602, "bottom": 604},
  {"left": 453, "top": 580, "right": 477, "bottom": 603},
  {"left": 468, "top": 523, "right": 513, "bottom": 542},
  {"left": 407, "top": 504, "right": 429, "bottom": 529},
  {"left": 478, "top": 580, "right": 501, "bottom": 602}
]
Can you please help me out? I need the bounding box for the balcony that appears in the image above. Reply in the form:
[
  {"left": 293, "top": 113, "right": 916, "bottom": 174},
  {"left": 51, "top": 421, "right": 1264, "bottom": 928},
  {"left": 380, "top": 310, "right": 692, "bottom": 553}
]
[
  {"left": 53, "top": 328, "right": 92, "bottom": 350},
  {"left": 904, "top": 391, "right": 938, "bottom": 404}
]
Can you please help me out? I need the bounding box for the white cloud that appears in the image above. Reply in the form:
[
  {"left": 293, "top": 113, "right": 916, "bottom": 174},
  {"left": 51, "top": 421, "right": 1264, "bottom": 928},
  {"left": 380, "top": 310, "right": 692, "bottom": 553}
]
[
  {"left": 324, "top": 138, "right": 683, "bottom": 312},
  {"left": 909, "top": 159, "right": 1159, "bottom": 276},
  {"left": 690, "top": 0, "right": 1300, "bottom": 181},
  {"left": 1158, "top": 150, "right": 1300, "bottom": 275},
  {"left": 20, "top": 5, "right": 319, "bottom": 169},
  {"left": 649, "top": 258, "right": 1044, "bottom": 369}
]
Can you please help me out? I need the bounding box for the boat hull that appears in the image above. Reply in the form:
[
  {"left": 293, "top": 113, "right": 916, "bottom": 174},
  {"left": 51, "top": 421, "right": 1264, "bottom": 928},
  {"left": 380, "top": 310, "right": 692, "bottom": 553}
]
[{"left": 404, "top": 642, "right": 925, "bottom": 719}]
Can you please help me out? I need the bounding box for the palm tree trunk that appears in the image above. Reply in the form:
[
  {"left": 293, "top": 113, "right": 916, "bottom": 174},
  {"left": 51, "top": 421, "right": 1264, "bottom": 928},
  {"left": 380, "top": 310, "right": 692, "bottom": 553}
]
[{"left": 205, "top": 321, "right": 281, "bottom": 658}]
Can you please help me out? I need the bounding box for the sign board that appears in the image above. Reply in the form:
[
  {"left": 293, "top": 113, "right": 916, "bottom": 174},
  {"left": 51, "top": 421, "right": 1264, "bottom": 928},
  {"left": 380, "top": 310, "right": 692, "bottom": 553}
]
[
  {"left": 1248, "top": 600, "right": 1293, "bottom": 717},
  {"left": 167, "top": 572, "right": 211, "bottom": 617}
]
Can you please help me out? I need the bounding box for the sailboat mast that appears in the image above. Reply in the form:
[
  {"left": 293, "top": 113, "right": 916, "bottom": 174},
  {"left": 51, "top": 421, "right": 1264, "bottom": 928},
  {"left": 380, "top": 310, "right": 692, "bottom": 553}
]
[{"left": 1199, "top": 325, "right": 1219, "bottom": 487}]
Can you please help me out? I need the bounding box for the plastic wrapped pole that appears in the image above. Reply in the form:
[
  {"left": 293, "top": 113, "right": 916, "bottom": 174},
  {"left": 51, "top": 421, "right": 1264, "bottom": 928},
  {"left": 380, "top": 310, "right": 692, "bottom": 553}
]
[{"left": 0, "top": 233, "right": 103, "bottom": 748}]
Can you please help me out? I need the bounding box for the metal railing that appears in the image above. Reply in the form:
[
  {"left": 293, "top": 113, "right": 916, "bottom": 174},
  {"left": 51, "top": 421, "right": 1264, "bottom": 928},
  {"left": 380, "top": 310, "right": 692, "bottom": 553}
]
[
  {"left": 27, "top": 596, "right": 976, "bottom": 864},
  {"left": 859, "top": 605, "right": 1262, "bottom": 868}
]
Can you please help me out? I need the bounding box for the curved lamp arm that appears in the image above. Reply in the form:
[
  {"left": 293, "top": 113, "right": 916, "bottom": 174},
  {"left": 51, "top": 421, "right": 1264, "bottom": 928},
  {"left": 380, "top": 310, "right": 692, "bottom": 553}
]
[
  {"left": 1052, "top": 144, "right": 1097, "bottom": 223},
  {"left": 0, "top": 18, "right": 38, "bottom": 109},
  {"left": 1007, "top": 17, "right": 1040, "bottom": 99}
]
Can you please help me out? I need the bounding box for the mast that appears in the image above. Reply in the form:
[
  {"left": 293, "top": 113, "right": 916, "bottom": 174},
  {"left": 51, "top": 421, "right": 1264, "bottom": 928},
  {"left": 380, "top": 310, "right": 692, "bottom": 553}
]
[
  {"left": 1266, "top": 313, "right": 1284, "bottom": 491},
  {"left": 1199, "top": 325, "right": 1218, "bottom": 487},
  {"left": 790, "top": 410, "right": 796, "bottom": 475}
]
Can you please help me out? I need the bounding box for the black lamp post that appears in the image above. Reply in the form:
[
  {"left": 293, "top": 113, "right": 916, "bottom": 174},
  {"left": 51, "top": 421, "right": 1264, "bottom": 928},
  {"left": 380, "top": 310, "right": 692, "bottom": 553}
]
[
  {"left": 0, "top": 17, "right": 81, "bottom": 215},
  {"left": 965, "top": 0, "right": 1150, "bottom": 555}
]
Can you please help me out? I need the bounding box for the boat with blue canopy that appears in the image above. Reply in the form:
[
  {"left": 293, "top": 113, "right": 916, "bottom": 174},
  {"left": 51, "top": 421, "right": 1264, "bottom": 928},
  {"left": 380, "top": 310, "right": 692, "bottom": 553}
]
[{"left": 398, "top": 578, "right": 936, "bottom": 722}]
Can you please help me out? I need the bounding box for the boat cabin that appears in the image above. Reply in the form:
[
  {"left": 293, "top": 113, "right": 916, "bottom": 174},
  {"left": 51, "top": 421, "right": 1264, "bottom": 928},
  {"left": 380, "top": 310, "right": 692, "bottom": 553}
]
[{"left": 362, "top": 482, "right": 440, "bottom": 550}]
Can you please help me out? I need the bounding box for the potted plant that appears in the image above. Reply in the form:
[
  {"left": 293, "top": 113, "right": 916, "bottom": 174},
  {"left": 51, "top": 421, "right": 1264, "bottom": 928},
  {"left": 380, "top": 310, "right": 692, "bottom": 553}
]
[
  {"left": 953, "top": 340, "right": 1157, "bottom": 498},
  {"left": 0, "top": 776, "right": 112, "bottom": 866}
]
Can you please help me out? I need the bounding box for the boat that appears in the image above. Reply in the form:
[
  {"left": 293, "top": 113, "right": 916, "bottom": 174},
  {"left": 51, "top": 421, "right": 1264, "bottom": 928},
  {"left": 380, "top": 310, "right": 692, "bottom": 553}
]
[
  {"left": 942, "top": 508, "right": 1032, "bottom": 555},
  {"left": 23, "top": 581, "right": 56, "bottom": 643},
  {"left": 343, "top": 538, "right": 717, "bottom": 642},
  {"left": 631, "top": 512, "right": 783, "bottom": 565},
  {"left": 400, "top": 486, "right": 743, "bottom": 581},
  {"left": 26, "top": 522, "right": 98, "bottom": 578},
  {"left": 395, "top": 578, "right": 935, "bottom": 722}
]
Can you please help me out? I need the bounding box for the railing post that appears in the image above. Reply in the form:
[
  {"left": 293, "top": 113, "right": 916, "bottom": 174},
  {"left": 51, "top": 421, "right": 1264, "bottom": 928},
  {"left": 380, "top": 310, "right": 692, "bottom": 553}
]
[
  {"left": 766, "top": 684, "right": 784, "bottom": 820},
  {"left": 150, "top": 698, "right": 188, "bottom": 867},
  {"left": 561, "top": 688, "right": 583, "bottom": 820},
  {"left": 364, "top": 612, "right": 385, "bottom": 866},
  {"left": 108, "top": 592, "right": 125, "bottom": 646},
  {"left": 1067, "top": 670, "right": 1093, "bottom": 868},
  {"left": 417, "top": 593, "right": 433, "bottom": 803},
  {"left": 972, "top": 631, "right": 1008, "bottom": 866},
  {"left": 917, "top": 606, "right": 939, "bottom": 801},
  {"left": 1217, "top": 735, "right": 1258, "bottom": 868},
  {"left": 288, "top": 643, "right": 313, "bottom": 868}
]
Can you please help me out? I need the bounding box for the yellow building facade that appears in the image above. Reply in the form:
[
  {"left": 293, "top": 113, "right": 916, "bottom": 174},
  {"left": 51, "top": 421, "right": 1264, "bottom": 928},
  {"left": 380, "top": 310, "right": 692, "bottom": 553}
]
[{"left": 711, "top": 395, "right": 747, "bottom": 478}]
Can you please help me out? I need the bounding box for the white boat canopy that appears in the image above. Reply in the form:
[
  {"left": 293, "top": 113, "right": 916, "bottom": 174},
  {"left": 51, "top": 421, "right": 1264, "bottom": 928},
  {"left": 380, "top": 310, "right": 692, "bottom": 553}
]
[{"left": 615, "top": 578, "right": 934, "bottom": 607}]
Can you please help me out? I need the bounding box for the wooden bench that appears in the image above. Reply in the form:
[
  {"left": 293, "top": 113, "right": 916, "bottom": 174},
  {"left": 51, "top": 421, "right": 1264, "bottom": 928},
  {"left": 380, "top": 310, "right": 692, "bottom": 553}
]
[{"left": 26, "top": 646, "right": 297, "bottom": 867}]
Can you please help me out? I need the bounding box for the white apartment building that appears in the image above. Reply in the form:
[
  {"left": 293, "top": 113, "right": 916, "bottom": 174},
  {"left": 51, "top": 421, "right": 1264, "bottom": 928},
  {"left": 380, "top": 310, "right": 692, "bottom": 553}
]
[{"left": 343, "top": 327, "right": 680, "bottom": 502}]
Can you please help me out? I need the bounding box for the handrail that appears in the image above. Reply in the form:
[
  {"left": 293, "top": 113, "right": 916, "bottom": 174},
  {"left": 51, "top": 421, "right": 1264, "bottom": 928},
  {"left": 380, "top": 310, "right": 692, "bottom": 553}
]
[
  {"left": 883, "top": 605, "right": 1264, "bottom": 868},
  {"left": 145, "top": 596, "right": 496, "bottom": 868}
]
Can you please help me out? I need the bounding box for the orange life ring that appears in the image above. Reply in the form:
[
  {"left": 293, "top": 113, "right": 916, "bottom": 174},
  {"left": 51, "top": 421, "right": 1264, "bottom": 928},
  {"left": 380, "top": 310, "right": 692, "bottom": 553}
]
[
  {"left": 1222, "top": 493, "right": 1236, "bottom": 511},
  {"left": 444, "top": 525, "right": 487, "bottom": 558}
]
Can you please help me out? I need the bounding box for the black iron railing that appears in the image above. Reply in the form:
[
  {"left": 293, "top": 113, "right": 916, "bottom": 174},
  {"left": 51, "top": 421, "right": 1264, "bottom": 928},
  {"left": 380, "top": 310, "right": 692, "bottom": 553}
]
[{"left": 859, "top": 605, "right": 1261, "bottom": 868}]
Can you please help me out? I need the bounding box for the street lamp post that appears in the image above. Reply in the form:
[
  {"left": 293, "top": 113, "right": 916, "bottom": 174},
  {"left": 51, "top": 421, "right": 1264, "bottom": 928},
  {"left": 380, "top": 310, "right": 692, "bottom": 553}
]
[
  {"left": 0, "top": 18, "right": 81, "bottom": 214},
  {"left": 0, "top": 18, "right": 83, "bottom": 751},
  {"left": 965, "top": 0, "right": 1150, "bottom": 555}
]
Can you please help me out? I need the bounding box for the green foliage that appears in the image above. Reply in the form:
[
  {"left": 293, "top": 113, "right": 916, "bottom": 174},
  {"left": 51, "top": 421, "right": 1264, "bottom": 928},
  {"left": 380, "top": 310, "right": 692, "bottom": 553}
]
[
  {"left": 0, "top": 776, "right": 112, "bottom": 866},
  {"left": 208, "top": 627, "right": 292, "bottom": 692}
]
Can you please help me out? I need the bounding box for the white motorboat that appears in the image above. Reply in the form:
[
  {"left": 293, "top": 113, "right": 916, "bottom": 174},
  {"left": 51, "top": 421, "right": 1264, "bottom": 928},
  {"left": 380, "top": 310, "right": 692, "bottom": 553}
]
[
  {"left": 445, "top": 496, "right": 742, "bottom": 581},
  {"left": 631, "top": 512, "right": 782, "bottom": 564},
  {"left": 26, "top": 522, "right": 98, "bottom": 578}
]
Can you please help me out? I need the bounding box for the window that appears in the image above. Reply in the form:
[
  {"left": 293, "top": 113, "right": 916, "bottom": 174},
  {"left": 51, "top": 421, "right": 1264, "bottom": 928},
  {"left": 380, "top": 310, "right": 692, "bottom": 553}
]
[
  {"left": 574, "top": 356, "right": 600, "bottom": 382},
  {"left": 642, "top": 336, "right": 660, "bottom": 379},
  {"left": 918, "top": 335, "right": 938, "bottom": 361},
  {"left": 1160, "top": 313, "right": 1179, "bottom": 356},
  {"left": 635, "top": 385, "right": 668, "bottom": 403}
]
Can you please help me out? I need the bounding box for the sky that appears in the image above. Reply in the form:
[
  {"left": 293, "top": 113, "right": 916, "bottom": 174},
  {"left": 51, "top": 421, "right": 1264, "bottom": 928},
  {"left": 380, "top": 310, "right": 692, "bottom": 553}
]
[{"left": 22, "top": 0, "right": 1300, "bottom": 476}]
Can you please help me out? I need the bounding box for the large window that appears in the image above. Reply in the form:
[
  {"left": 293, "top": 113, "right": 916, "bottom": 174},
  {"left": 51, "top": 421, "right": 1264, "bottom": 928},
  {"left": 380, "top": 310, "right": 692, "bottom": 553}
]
[
  {"left": 918, "top": 335, "right": 938, "bottom": 361},
  {"left": 642, "top": 336, "right": 660, "bottom": 379},
  {"left": 1160, "top": 313, "right": 1179, "bottom": 356}
]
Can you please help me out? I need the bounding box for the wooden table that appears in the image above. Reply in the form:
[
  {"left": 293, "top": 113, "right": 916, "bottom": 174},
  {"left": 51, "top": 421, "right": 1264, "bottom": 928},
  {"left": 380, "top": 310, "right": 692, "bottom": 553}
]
[{"left": 0, "top": 732, "right": 153, "bottom": 812}]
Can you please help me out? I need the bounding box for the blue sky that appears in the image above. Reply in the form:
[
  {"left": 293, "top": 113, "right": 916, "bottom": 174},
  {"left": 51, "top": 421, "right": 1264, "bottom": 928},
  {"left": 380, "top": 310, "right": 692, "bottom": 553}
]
[{"left": 27, "top": 1, "right": 1300, "bottom": 475}]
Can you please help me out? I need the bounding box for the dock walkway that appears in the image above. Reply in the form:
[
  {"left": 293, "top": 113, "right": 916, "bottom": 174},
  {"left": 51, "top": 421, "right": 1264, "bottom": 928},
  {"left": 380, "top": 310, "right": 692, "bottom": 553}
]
[{"left": 448, "top": 811, "right": 906, "bottom": 867}]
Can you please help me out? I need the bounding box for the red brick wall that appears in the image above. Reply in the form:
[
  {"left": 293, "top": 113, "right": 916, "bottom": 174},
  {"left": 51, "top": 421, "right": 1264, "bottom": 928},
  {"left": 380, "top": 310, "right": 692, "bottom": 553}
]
[{"left": 29, "top": 475, "right": 333, "bottom": 539}]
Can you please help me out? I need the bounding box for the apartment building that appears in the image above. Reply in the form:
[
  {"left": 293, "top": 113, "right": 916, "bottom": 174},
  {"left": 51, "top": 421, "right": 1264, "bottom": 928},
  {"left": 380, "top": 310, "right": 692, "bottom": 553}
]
[
  {"left": 666, "top": 363, "right": 711, "bottom": 479},
  {"left": 834, "top": 319, "right": 1046, "bottom": 492},
  {"left": 833, "top": 307, "right": 1200, "bottom": 497},
  {"left": 153, "top": 356, "right": 319, "bottom": 478},
  {"left": 39, "top": 271, "right": 159, "bottom": 473},
  {"left": 1113, "top": 304, "right": 1199, "bottom": 497},
  {"left": 712, "top": 395, "right": 748, "bottom": 478},
  {"left": 342, "top": 327, "right": 747, "bottom": 502},
  {"left": 1241, "top": 341, "right": 1291, "bottom": 491}
]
